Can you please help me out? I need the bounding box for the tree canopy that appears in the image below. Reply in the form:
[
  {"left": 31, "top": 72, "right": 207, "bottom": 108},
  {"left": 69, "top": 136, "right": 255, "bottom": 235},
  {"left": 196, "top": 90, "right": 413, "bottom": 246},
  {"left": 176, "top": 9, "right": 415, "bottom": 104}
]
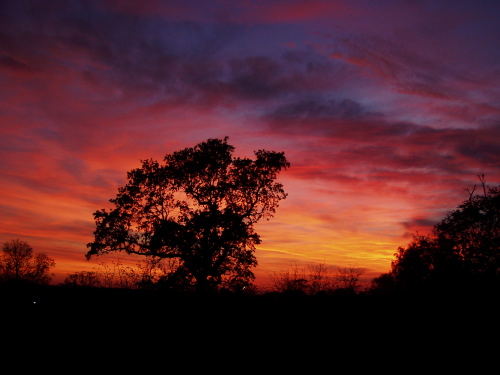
[
  {"left": 0, "top": 239, "right": 55, "bottom": 285},
  {"left": 86, "top": 137, "right": 290, "bottom": 292},
  {"left": 380, "top": 181, "right": 500, "bottom": 294}
]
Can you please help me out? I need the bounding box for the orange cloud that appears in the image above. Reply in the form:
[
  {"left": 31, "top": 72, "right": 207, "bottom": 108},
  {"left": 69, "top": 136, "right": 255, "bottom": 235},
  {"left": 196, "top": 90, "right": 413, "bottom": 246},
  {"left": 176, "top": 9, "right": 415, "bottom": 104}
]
[{"left": 1, "top": 0, "right": 499, "bottom": 288}]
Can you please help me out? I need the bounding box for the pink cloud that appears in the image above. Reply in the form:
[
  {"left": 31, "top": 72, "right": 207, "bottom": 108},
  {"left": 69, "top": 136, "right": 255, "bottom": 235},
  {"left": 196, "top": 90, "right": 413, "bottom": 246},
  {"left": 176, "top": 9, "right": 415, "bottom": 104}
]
[
  {"left": 241, "top": 1, "right": 351, "bottom": 24},
  {"left": 1, "top": 0, "right": 499, "bottom": 287}
]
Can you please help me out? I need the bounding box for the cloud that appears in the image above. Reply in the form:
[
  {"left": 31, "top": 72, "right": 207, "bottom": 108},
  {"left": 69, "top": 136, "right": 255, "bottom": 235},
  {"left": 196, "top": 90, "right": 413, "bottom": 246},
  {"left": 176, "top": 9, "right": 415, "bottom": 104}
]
[
  {"left": 270, "top": 98, "right": 369, "bottom": 120},
  {"left": 401, "top": 217, "right": 439, "bottom": 235},
  {"left": 1, "top": 0, "right": 500, "bottom": 285},
  {"left": 332, "top": 35, "right": 472, "bottom": 101},
  {"left": 265, "top": 93, "right": 500, "bottom": 175}
]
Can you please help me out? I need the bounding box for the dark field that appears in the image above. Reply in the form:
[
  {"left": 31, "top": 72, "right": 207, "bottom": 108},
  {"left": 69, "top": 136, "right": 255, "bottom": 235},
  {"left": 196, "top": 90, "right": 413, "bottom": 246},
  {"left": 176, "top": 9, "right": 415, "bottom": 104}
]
[
  {"left": 4, "top": 284, "right": 498, "bottom": 336},
  {"left": 3, "top": 284, "right": 498, "bottom": 370}
]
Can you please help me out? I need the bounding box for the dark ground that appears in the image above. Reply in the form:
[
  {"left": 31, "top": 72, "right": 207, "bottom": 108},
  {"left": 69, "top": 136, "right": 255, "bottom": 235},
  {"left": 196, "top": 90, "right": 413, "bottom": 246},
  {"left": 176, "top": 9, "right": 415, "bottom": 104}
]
[{"left": 2, "top": 284, "right": 498, "bottom": 369}]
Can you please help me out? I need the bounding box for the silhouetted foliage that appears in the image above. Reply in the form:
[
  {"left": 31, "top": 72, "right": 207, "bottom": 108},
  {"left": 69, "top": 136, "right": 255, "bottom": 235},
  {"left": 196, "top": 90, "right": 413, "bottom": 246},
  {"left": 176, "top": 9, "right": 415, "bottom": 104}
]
[
  {"left": 63, "top": 271, "right": 101, "bottom": 288},
  {"left": 269, "top": 263, "right": 365, "bottom": 295},
  {"left": 0, "top": 239, "right": 55, "bottom": 285},
  {"left": 383, "top": 178, "right": 500, "bottom": 294},
  {"left": 269, "top": 265, "right": 310, "bottom": 295},
  {"left": 434, "top": 184, "right": 500, "bottom": 281},
  {"left": 370, "top": 272, "right": 397, "bottom": 295},
  {"left": 335, "top": 266, "right": 366, "bottom": 293},
  {"left": 86, "top": 137, "right": 289, "bottom": 292},
  {"left": 390, "top": 234, "right": 461, "bottom": 292}
]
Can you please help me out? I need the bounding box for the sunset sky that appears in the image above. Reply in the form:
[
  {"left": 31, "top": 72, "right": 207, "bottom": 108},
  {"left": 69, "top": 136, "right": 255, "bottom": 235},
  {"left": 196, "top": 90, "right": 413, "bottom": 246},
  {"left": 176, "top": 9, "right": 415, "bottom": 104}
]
[{"left": 1, "top": 0, "right": 499, "bottom": 286}]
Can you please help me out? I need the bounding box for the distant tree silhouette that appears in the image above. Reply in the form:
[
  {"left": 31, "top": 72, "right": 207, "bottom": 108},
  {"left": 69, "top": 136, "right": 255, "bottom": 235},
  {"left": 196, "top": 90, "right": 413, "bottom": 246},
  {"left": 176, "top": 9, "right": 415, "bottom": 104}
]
[
  {"left": 87, "top": 137, "right": 289, "bottom": 292},
  {"left": 63, "top": 271, "right": 101, "bottom": 288},
  {"left": 0, "top": 239, "right": 55, "bottom": 285},
  {"left": 381, "top": 177, "right": 500, "bottom": 294},
  {"left": 269, "top": 263, "right": 364, "bottom": 295},
  {"left": 335, "top": 266, "right": 365, "bottom": 293},
  {"left": 269, "top": 264, "right": 309, "bottom": 295}
]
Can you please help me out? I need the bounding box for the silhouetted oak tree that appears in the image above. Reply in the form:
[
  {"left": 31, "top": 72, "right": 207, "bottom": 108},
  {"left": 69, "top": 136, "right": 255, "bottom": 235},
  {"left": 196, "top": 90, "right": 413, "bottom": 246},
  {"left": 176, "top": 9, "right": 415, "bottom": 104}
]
[{"left": 86, "top": 137, "right": 289, "bottom": 292}]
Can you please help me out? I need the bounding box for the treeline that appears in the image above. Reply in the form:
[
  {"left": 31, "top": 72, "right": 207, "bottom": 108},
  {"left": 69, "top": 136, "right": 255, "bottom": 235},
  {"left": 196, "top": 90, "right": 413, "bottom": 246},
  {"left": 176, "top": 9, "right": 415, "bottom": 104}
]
[
  {"left": 2, "top": 176, "right": 500, "bottom": 300},
  {"left": 372, "top": 176, "right": 500, "bottom": 297},
  {"left": 0, "top": 248, "right": 367, "bottom": 296}
]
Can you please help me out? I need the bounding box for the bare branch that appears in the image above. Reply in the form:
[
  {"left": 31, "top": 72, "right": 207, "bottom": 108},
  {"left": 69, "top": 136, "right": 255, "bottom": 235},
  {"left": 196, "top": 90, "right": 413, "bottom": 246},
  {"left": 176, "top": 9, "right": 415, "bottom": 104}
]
[
  {"left": 464, "top": 184, "right": 476, "bottom": 201},
  {"left": 478, "top": 174, "right": 487, "bottom": 196}
]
